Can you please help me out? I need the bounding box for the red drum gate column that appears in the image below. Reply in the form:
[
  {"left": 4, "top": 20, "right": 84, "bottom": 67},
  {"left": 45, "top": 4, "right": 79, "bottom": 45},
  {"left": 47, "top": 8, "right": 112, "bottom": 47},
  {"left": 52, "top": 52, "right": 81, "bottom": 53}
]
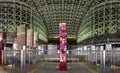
[
  {"left": 59, "top": 23, "right": 67, "bottom": 71},
  {"left": 0, "top": 32, "right": 6, "bottom": 64}
]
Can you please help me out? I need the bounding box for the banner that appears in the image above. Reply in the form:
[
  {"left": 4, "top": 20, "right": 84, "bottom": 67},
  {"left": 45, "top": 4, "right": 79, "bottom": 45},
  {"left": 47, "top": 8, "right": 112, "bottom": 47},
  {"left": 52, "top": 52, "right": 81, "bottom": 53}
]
[{"left": 59, "top": 23, "right": 67, "bottom": 71}]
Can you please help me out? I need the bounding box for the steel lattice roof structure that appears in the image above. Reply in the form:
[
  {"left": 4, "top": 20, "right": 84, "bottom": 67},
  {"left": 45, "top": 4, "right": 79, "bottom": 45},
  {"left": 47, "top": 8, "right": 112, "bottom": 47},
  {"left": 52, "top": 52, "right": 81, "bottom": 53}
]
[
  {"left": 0, "top": 0, "right": 120, "bottom": 44},
  {"left": 31, "top": 0, "right": 105, "bottom": 39}
]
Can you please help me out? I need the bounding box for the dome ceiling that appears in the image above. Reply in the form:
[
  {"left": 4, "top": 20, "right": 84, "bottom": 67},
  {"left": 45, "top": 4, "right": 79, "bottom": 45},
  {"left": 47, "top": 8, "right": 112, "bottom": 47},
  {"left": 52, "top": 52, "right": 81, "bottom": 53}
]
[{"left": 28, "top": 0, "right": 106, "bottom": 38}]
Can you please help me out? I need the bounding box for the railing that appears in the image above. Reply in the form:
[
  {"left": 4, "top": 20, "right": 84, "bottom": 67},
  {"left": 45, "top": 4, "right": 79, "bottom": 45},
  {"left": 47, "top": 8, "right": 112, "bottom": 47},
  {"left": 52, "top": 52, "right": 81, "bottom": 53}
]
[{"left": 2, "top": 48, "right": 120, "bottom": 70}]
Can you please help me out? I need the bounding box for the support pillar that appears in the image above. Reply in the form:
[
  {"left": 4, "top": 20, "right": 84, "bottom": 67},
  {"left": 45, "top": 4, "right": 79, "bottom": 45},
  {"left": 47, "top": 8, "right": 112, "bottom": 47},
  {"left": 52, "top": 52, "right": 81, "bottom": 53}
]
[
  {"left": 0, "top": 32, "right": 6, "bottom": 65},
  {"left": 16, "top": 25, "right": 25, "bottom": 50},
  {"left": 59, "top": 23, "right": 67, "bottom": 71}
]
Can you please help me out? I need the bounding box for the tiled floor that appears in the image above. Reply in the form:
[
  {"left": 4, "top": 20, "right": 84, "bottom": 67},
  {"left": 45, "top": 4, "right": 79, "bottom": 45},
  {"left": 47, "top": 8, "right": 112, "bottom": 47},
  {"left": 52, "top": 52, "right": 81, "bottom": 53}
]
[
  {"left": 35, "top": 62, "right": 91, "bottom": 73},
  {"left": 1, "top": 62, "right": 120, "bottom": 73}
]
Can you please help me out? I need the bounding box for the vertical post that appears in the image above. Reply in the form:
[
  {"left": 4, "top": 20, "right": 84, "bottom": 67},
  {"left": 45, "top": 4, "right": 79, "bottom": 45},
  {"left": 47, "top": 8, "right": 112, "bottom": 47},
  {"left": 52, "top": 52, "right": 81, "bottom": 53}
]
[
  {"left": 59, "top": 23, "right": 67, "bottom": 71},
  {"left": 11, "top": 49, "right": 14, "bottom": 67},
  {"left": 28, "top": 52, "right": 31, "bottom": 64},
  {"left": 103, "top": 50, "right": 106, "bottom": 69},
  {"left": 84, "top": 46, "right": 88, "bottom": 62},
  {"left": 100, "top": 46, "right": 103, "bottom": 69},
  {"left": 3, "top": 49, "right": 6, "bottom": 65},
  {"left": 25, "top": 25, "right": 27, "bottom": 47},
  {"left": 82, "top": 47, "right": 84, "bottom": 55},
  {"left": 91, "top": 45, "right": 95, "bottom": 64},
  {"left": 87, "top": 47, "right": 90, "bottom": 63},
  {"left": 2, "top": 49, "right": 6, "bottom": 66},
  {"left": 21, "top": 45, "right": 26, "bottom": 70},
  {"left": 100, "top": 46, "right": 106, "bottom": 69},
  {"left": 2, "top": 50, "right": 4, "bottom": 65},
  {"left": 88, "top": 47, "right": 90, "bottom": 63},
  {"left": 106, "top": 44, "right": 112, "bottom": 67},
  {"left": 95, "top": 46, "right": 98, "bottom": 65},
  {"left": 84, "top": 46, "right": 86, "bottom": 55},
  {"left": 23, "top": 45, "right": 26, "bottom": 68},
  {"left": 21, "top": 50, "right": 24, "bottom": 70}
]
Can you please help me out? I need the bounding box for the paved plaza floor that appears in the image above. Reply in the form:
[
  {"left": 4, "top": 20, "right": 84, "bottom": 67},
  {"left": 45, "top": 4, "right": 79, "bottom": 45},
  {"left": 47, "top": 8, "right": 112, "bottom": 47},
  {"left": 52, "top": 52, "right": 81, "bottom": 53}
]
[{"left": 1, "top": 62, "right": 120, "bottom": 73}]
